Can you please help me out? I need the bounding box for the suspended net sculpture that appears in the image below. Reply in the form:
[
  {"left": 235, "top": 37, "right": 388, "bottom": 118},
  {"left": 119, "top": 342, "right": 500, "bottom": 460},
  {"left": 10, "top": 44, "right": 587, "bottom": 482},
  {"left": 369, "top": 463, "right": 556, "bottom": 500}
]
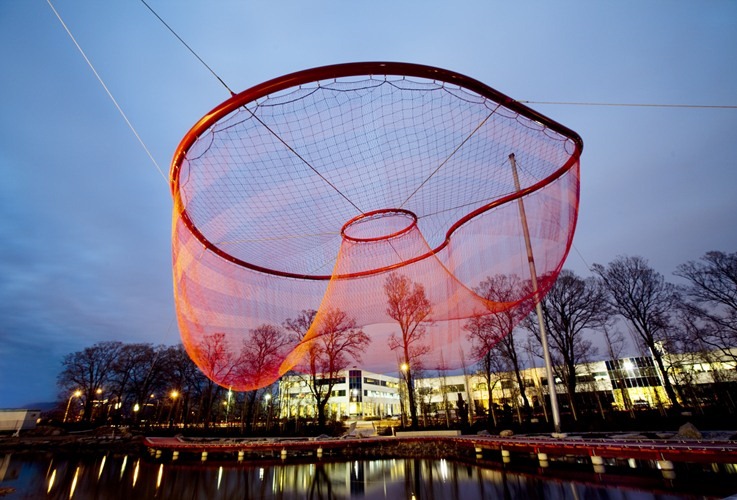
[{"left": 170, "top": 62, "right": 583, "bottom": 391}]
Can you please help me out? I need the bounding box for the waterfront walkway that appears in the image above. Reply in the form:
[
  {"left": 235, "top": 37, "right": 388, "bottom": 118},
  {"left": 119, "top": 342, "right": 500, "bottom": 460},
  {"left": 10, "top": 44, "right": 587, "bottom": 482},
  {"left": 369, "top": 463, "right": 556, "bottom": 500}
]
[{"left": 144, "top": 432, "right": 737, "bottom": 466}]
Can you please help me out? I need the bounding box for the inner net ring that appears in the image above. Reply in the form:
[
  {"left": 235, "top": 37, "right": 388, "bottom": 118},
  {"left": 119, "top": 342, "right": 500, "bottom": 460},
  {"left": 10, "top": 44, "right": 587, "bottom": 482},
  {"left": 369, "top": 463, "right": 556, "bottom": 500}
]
[{"left": 341, "top": 208, "right": 418, "bottom": 243}]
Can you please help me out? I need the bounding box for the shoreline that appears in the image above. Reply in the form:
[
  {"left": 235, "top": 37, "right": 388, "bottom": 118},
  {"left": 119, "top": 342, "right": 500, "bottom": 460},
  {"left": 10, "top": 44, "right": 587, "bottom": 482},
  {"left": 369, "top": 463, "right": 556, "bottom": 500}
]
[{"left": 3, "top": 427, "right": 736, "bottom": 459}]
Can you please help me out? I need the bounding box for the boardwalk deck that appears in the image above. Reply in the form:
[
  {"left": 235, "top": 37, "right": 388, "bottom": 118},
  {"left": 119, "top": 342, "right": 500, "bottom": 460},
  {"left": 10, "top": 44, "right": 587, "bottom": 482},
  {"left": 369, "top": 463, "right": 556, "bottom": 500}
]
[{"left": 144, "top": 434, "right": 737, "bottom": 465}]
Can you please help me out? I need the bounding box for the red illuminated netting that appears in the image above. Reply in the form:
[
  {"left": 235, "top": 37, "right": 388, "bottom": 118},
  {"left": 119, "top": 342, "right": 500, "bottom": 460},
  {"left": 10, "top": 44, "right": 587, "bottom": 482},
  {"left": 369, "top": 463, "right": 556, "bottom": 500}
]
[{"left": 170, "top": 62, "right": 582, "bottom": 391}]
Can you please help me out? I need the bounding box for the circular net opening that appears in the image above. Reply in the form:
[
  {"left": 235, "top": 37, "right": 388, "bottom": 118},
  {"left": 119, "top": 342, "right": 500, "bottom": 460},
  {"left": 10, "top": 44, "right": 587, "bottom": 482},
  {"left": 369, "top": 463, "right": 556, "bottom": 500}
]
[{"left": 341, "top": 209, "right": 417, "bottom": 243}]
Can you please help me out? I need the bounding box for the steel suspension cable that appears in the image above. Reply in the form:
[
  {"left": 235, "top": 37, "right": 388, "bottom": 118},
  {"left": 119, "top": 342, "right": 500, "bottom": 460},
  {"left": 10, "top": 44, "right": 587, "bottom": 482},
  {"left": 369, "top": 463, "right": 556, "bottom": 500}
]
[
  {"left": 139, "top": 0, "right": 235, "bottom": 96},
  {"left": 46, "top": 0, "right": 167, "bottom": 182},
  {"left": 140, "top": 1, "right": 364, "bottom": 213},
  {"left": 521, "top": 100, "right": 737, "bottom": 109}
]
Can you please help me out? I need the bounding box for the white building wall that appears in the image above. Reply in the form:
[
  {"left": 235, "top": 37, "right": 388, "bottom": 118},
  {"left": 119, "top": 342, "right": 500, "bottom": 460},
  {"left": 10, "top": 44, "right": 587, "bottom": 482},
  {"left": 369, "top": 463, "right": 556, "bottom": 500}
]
[
  {"left": 279, "top": 370, "right": 401, "bottom": 420},
  {"left": 277, "top": 348, "right": 737, "bottom": 419},
  {"left": 0, "top": 409, "right": 40, "bottom": 432}
]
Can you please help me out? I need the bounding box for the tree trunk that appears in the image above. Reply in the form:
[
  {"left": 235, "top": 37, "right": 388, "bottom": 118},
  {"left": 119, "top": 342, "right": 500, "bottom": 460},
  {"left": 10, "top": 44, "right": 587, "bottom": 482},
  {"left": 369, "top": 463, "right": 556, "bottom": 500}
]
[
  {"left": 406, "top": 371, "right": 419, "bottom": 430},
  {"left": 317, "top": 399, "right": 328, "bottom": 431},
  {"left": 486, "top": 373, "right": 496, "bottom": 430},
  {"left": 514, "top": 363, "right": 532, "bottom": 417},
  {"left": 566, "top": 370, "right": 579, "bottom": 421},
  {"left": 652, "top": 349, "right": 681, "bottom": 409},
  {"left": 203, "top": 383, "right": 218, "bottom": 429},
  {"left": 241, "top": 391, "right": 257, "bottom": 434},
  {"left": 83, "top": 396, "right": 93, "bottom": 423}
]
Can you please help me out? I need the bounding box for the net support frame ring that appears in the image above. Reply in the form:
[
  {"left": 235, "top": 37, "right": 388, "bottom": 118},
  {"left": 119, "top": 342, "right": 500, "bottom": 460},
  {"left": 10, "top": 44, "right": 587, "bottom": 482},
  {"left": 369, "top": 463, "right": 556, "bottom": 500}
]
[{"left": 341, "top": 208, "right": 418, "bottom": 243}]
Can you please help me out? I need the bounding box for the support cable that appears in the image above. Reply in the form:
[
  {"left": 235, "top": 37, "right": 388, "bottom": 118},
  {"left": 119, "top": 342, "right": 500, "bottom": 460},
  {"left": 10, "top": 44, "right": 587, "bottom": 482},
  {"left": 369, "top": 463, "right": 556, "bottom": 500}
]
[
  {"left": 46, "top": 0, "right": 167, "bottom": 182},
  {"left": 140, "top": 1, "right": 363, "bottom": 213},
  {"left": 521, "top": 100, "right": 737, "bottom": 110},
  {"left": 139, "top": 0, "right": 235, "bottom": 96}
]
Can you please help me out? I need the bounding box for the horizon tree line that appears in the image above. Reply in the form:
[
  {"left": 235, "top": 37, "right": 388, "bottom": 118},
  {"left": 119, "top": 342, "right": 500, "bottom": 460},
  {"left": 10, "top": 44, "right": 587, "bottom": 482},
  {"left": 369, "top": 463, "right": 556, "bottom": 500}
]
[{"left": 57, "top": 249, "right": 736, "bottom": 428}]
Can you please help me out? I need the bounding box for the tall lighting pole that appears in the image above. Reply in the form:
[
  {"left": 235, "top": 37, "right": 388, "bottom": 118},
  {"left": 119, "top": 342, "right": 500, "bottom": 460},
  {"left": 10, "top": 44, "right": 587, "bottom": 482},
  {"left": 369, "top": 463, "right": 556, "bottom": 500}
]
[
  {"left": 63, "top": 390, "right": 82, "bottom": 423},
  {"left": 167, "top": 390, "right": 179, "bottom": 427},
  {"left": 509, "top": 153, "right": 561, "bottom": 433},
  {"left": 400, "top": 363, "right": 410, "bottom": 427}
]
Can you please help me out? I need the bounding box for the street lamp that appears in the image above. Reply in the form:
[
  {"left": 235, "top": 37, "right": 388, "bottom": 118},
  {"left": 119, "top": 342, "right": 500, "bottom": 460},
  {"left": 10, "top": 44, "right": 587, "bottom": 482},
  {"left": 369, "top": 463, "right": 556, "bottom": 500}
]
[
  {"left": 90, "top": 388, "right": 104, "bottom": 422},
  {"left": 63, "top": 390, "right": 82, "bottom": 423},
  {"left": 399, "top": 363, "right": 411, "bottom": 427},
  {"left": 264, "top": 393, "right": 273, "bottom": 431},
  {"left": 168, "top": 390, "right": 179, "bottom": 427},
  {"left": 225, "top": 388, "right": 233, "bottom": 424}
]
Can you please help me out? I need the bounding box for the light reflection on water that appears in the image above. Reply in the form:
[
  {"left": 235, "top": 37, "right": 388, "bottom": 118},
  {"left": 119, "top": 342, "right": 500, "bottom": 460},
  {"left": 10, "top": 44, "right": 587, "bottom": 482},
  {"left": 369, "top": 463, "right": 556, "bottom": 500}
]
[{"left": 0, "top": 452, "right": 722, "bottom": 499}]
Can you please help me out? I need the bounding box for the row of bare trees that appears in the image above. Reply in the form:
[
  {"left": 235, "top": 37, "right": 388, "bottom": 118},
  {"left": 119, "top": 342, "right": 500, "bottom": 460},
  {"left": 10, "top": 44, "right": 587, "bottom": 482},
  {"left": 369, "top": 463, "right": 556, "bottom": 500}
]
[
  {"left": 57, "top": 250, "right": 735, "bottom": 430},
  {"left": 55, "top": 271, "right": 430, "bottom": 431},
  {"left": 58, "top": 342, "right": 208, "bottom": 425}
]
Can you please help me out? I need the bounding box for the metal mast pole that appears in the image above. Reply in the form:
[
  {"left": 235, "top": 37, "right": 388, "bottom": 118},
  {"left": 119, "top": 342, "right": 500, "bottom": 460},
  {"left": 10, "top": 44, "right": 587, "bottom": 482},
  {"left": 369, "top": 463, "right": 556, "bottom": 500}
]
[{"left": 508, "top": 153, "right": 562, "bottom": 433}]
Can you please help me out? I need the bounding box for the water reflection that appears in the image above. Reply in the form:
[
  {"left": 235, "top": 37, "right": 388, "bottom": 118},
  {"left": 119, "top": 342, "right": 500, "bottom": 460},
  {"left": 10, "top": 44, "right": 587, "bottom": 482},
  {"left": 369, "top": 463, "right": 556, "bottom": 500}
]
[{"left": 0, "top": 452, "right": 727, "bottom": 499}]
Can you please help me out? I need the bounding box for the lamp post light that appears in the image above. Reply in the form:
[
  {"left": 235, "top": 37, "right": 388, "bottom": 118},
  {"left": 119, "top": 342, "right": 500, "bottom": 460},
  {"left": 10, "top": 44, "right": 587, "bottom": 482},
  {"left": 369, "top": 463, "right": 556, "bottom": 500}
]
[
  {"left": 168, "top": 390, "right": 179, "bottom": 427},
  {"left": 399, "top": 363, "right": 410, "bottom": 427},
  {"left": 63, "top": 390, "right": 82, "bottom": 423},
  {"left": 91, "top": 388, "right": 103, "bottom": 421},
  {"left": 225, "top": 388, "right": 233, "bottom": 424}
]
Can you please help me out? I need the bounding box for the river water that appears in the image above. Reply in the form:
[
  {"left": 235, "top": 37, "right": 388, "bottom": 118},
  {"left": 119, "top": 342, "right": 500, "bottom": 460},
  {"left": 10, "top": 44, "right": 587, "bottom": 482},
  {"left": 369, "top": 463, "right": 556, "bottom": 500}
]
[{"left": 0, "top": 452, "right": 730, "bottom": 499}]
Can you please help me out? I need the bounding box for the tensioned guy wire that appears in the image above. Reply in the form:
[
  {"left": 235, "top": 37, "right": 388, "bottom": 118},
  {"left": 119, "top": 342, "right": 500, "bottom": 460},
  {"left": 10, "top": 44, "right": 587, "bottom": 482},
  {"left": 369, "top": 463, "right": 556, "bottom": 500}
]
[
  {"left": 521, "top": 100, "right": 737, "bottom": 109},
  {"left": 140, "top": 0, "right": 364, "bottom": 214},
  {"left": 46, "top": 0, "right": 168, "bottom": 183},
  {"left": 139, "top": 0, "right": 235, "bottom": 96}
]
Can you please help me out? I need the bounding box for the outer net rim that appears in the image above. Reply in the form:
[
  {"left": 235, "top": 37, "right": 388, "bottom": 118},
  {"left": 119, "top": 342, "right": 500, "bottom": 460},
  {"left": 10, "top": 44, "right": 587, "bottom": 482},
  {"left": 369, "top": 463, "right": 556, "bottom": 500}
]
[{"left": 170, "top": 62, "right": 583, "bottom": 281}]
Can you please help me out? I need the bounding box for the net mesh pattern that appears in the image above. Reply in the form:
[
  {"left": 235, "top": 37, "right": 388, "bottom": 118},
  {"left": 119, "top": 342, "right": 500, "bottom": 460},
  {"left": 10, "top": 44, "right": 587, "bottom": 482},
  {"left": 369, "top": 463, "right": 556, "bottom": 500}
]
[{"left": 171, "top": 64, "right": 581, "bottom": 391}]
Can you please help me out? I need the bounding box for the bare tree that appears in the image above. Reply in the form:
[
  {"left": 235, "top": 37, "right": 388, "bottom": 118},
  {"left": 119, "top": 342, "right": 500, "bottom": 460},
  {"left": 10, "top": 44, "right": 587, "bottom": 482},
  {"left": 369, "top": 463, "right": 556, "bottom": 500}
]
[
  {"left": 238, "top": 324, "right": 290, "bottom": 433},
  {"left": 109, "top": 343, "right": 165, "bottom": 422},
  {"left": 285, "top": 308, "right": 370, "bottom": 430},
  {"left": 463, "top": 314, "right": 508, "bottom": 429},
  {"left": 471, "top": 274, "right": 532, "bottom": 416},
  {"left": 675, "top": 250, "right": 737, "bottom": 364},
  {"left": 160, "top": 344, "right": 206, "bottom": 426},
  {"left": 592, "top": 256, "right": 681, "bottom": 408},
  {"left": 526, "top": 270, "right": 610, "bottom": 418},
  {"left": 193, "top": 333, "right": 241, "bottom": 427},
  {"left": 283, "top": 309, "right": 318, "bottom": 345},
  {"left": 435, "top": 353, "right": 452, "bottom": 428},
  {"left": 58, "top": 341, "right": 123, "bottom": 422},
  {"left": 384, "top": 272, "right": 432, "bottom": 429}
]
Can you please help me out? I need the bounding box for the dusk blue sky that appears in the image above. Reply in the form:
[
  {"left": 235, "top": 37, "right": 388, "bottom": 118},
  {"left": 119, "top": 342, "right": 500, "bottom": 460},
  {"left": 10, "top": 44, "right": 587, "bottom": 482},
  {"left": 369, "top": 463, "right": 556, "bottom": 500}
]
[{"left": 1, "top": 1, "right": 735, "bottom": 408}]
